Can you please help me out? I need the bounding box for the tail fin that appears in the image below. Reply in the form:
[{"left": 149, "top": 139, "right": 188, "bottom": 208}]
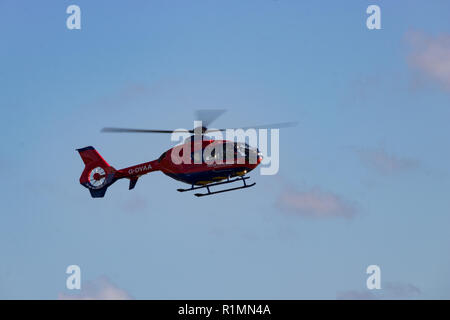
[{"left": 77, "top": 146, "right": 117, "bottom": 198}]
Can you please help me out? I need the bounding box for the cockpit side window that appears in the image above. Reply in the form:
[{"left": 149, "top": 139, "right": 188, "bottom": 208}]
[
  {"left": 204, "top": 148, "right": 216, "bottom": 162},
  {"left": 221, "top": 143, "right": 236, "bottom": 162},
  {"left": 236, "top": 144, "right": 247, "bottom": 157}
]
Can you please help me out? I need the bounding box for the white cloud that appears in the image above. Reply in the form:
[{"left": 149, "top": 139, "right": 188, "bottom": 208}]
[
  {"left": 384, "top": 282, "right": 421, "bottom": 298},
  {"left": 58, "top": 276, "right": 132, "bottom": 300},
  {"left": 354, "top": 147, "right": 418, "bottom": 175},
  {"left": 407, "top": 31, "right": 450, "bottom": 91},
  {"left": 336, "top": 289, "right": 377, "bottom": 300},
  {"left": 337, "top": 282, "right": 421, "bottom": 300},
  {"left": 120, "top": 193, "right": 148, "bottom": 213},
  {"left": 277, "top": 187, "right": 357, "bottom": 219}
]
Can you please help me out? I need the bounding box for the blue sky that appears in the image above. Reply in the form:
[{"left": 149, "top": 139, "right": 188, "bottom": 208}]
[{"left": 1, "top": 0, "right": 450, "bottom": 299}]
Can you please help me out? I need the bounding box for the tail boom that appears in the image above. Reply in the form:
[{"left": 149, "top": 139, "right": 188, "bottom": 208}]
[{"left": 115, "top": 160, "right": 160, "bottom": 190}]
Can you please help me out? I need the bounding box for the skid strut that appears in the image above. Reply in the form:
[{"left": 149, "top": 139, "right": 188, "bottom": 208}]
[{"left": 177, "top": 176, "right": 255, "bottom": 197}]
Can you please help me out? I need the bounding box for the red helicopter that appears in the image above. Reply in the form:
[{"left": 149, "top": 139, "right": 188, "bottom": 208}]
[{"left": 77, "top": 110, "right": 296, "bottom": 197}]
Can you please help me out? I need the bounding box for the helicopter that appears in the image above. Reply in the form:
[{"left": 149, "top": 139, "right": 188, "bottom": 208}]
[{"left": 77, "top": 110, "right": 296, "bottom": 198}]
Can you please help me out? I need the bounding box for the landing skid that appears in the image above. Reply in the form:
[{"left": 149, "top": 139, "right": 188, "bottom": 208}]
[{"left": 177, "top": 176, "right": 255, "bottom": 197}]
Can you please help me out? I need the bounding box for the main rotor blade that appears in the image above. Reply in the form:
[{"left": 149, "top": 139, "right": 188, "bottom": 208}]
[
  {"left": 101, "top": 127, "right": 190, "bottom": 134},
  {"left": 206, "top": 121, "right": 298, "bottom": 132},
  {"left": 194, "top": 109, "right": 226, "bottom": 128},
  {"left": 102, "top": 120, "right": 297, "bottom": 134}
]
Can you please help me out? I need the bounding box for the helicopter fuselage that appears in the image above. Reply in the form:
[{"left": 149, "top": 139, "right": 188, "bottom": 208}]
[
  {"left": 155, "top": 139, "right": 262, "bottom": 185},
  {"left": 78, "top": 139, "right": 263, "bottom": 198}
]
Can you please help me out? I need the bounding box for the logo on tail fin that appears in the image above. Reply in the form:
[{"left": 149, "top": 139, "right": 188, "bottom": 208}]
[{"left": 88, "top": 167, "right": 107, "bottom": 189}]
